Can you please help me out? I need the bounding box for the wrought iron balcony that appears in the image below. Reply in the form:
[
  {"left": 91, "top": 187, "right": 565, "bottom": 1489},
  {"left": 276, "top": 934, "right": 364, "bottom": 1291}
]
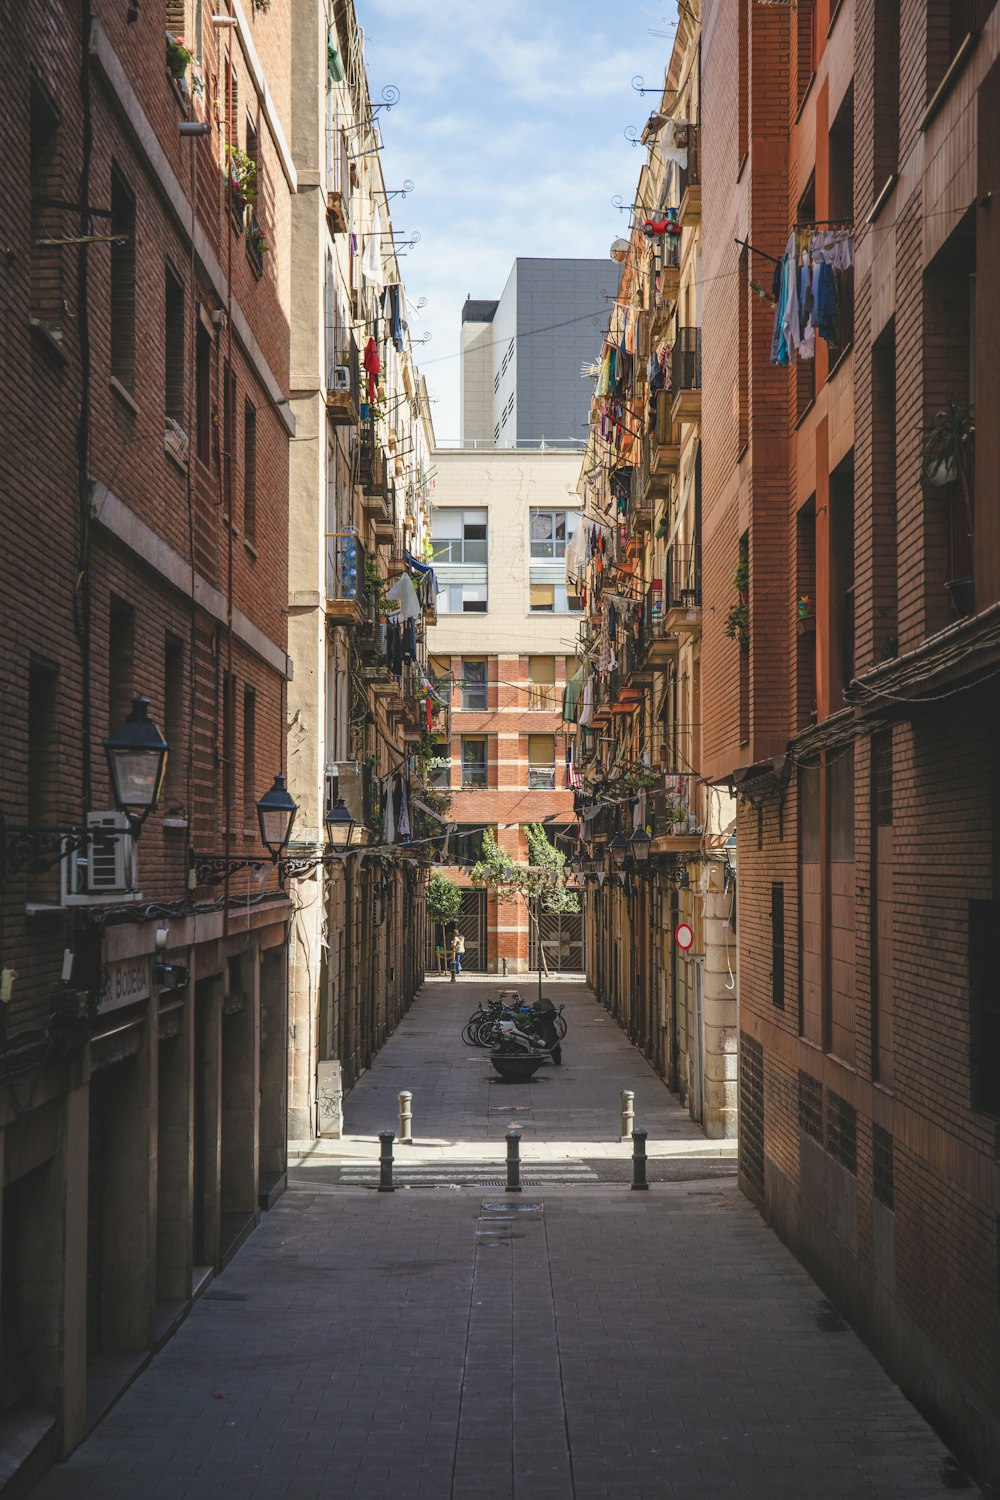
[
  {"left": 325, "top": 532, "right": 367, "bottom": 626},
  {"left": 670, "top": 328, "right": 702, "bottom": 424},
  {"left": 326, "top": 330, "right": 360, "bottom": 426},
  {"left": 663, "top": 544, "right": 702, "bottom": 632}
]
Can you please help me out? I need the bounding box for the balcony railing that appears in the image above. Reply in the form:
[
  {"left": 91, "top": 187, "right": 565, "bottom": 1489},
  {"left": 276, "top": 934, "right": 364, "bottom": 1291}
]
[
  {"left": 325, "top": 532, "right": 367, "bottom": 623},
  {"left": 678, "top": 124, "right": 700, "bottom": 206},
  {"left": 664, "top": 543, "right": 702, "bottom": 610},
  {"left": 326, "top": 329, "right": 360, "bottom": 424},
  {"left": 651, "top": 773, "right": 702, "bottom": 841},
  {"left": 528, "top": 766, "right": 556, "bottom": 791},
  {"left": 673, "top": 328, "right": 701, "bottom": 393}
]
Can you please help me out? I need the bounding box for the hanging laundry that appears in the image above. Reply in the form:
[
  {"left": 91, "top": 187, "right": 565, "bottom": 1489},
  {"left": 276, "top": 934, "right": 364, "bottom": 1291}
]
[
  {"left": 397, "top": 777, "right": 411, "bottom": 840},
  {"left": 383, "top": 284, "right": 405, "bottom": 352},
  {"left": 402, "top": 617, "right": 417, "bottom": 661},
  {"left": 363, "top": 337, "right": 380, "bottom": 403},
  {"left": 660, "top": 117, "right": 689, "bottom": 169}
]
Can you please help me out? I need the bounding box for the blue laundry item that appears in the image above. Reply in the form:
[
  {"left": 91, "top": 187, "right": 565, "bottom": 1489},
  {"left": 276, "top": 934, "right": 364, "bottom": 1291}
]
[
  {"left": 815, "top": 262, "right": 838, "bottom": 342},
  {"left": 770, "top": 253, "right": 790, "bottom": 366}
]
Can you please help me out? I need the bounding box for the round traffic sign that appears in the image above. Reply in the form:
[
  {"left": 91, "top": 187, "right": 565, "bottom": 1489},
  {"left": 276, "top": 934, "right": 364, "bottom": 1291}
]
[{"left": 675, "top": 922, "right": 694, "bottom": 951}]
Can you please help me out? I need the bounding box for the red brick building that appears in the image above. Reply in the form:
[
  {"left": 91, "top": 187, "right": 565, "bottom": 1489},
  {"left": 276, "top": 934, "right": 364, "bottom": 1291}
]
[
  {"left": 0, "top": 1, "right": 292, "bottom": 1477},
  {"left": 701, "top": 0, "right": 1000, "bottom": 1478}
]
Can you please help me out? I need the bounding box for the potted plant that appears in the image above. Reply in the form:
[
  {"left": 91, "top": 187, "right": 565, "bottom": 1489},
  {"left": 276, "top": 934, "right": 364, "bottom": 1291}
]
[
  {"left": 166, "top": 33, "right": 194, "bottom": 82},
  {"left": 796, "top": 593, "right": 815, "bottom": 636},
  {"left": 225, "top": 146, "right": 258, "bottom": 211},
  {"left": 924, "top": 398, "right": 975, "bottom": 615}
]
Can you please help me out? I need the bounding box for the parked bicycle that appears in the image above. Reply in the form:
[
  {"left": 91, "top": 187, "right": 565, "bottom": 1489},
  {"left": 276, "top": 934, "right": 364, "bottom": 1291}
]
[{"left": 461, "top": 990, "right": 567, "bottom": 1064}]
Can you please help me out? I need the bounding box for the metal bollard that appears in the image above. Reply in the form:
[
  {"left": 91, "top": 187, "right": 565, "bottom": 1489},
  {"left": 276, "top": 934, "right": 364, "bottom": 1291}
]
[
  {"left": 398, "top": 1091, "right": 413, "bottom": 1144},
  {"left": 378, "top": 1131, "right": 395, "bottom": 1192},
  {"left": 620, "top": 1089, "right": 635, "bottom": 1142},
  {"left": 502, "top": 956, "right": 509, "bottom": 977},
  {"left": 505, "top": 1128, "right": 522, "bottom": 1194},
  {"left": 631, "top": 1129, "right": 649, "bottom": 1191}
]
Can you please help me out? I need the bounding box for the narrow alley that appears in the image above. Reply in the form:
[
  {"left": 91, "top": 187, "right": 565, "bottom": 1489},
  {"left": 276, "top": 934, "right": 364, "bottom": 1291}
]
[{"left": 31, "top": 978, "right": 963, "bottom": 1500}]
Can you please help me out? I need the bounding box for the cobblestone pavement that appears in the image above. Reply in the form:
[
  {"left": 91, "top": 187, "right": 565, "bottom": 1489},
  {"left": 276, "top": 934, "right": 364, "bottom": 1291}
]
[{"left": 32, "top": 978, "right": 967, "bottom": 1499}]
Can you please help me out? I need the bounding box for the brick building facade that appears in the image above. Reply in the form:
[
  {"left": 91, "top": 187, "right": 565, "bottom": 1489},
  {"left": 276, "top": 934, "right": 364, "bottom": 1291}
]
[
  {"left": 1, "top": 1, "right": 293, "bottom": 1480},
  {"left": 701, "top": 0, "right": 1000, "bottom": 1478},
  {"left": 427, "top": 449, "right": 585, "bottom": 974}
]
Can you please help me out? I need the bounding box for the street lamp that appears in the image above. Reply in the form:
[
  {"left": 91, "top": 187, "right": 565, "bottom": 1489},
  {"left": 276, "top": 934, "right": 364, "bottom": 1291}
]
[
  {"left": 631, "top": 827, "right": 652, "bottom": 864},
  {"left": 324, "top": 796, "right": 356, "bottom": 851},
  {"left": 256, "top": 774, "right": 298, "bottom": 857},
  {"left": 104, "top": 696, "right": 169, "bottom": 829},
  {"left": 609, "top": 833, "right": 629, "bottom": 869}
]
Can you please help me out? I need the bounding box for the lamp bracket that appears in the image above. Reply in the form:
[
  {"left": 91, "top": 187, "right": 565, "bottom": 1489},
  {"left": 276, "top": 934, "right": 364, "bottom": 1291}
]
[
  {"left": 0, "top": 816, "right": 127, "bottom": 885},
  {"left": 188, "top": 850, "right": 275, "bottom": 889}
]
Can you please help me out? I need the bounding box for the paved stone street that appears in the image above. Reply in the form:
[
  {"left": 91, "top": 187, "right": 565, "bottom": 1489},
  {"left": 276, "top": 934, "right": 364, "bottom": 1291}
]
[{"left": 32, "top": 978, "right": 966, "bottom": 1499}]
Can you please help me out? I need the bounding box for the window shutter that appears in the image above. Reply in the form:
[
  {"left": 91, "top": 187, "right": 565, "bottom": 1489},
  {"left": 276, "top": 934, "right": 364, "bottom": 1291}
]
[
  {"left": 166, "top": 1, "right": 186, "bottom": 36},
  {"left": 970, "top": 899, "right": 1000, "bottom": 1116},
  {"left": 770, "top": 881, "right": 785, "bottom": 1009}
]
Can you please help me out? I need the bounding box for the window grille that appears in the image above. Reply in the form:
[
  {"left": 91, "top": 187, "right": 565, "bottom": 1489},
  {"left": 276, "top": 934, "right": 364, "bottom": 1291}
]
[
  {"left": 825, "top": 1090, "right": 857, "bottom": 1175},
  {"left": 798, "top": 1071, "right": 823, "bottom": 1142}
]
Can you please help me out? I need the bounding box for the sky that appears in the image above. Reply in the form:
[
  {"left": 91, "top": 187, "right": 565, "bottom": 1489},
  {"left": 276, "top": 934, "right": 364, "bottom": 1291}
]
[{"left": 361, "top": 1, "right": 679, "bottom": 446}]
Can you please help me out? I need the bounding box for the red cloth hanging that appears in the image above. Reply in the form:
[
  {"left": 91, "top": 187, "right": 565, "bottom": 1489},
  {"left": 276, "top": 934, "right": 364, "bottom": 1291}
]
[
  {"left": 425, "top": 693, "right": 433, "bottom": 732},
  {"left": 363, "top": 337, "right": 380, "bottom": 403}
]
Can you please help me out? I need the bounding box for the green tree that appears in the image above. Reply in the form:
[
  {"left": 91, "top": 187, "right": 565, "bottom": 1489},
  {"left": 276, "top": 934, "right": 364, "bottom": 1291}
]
[
  {"left": 425, "top": 870, "right": 462, "bottom": 927},
  {"left": 471, "top": 825, "right": 579, "bottom": 975}
]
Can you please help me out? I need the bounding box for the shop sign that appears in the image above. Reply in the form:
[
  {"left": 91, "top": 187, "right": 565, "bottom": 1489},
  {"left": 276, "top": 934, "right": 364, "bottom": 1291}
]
[{"left": 101, "top": 957, "right": 152, "bottom": 1012}]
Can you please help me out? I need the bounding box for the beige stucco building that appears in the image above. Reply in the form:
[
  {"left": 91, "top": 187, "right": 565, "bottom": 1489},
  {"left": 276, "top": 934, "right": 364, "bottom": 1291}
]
[{"left": 286, "top": 0, "right": 435, "bottom": 1139}]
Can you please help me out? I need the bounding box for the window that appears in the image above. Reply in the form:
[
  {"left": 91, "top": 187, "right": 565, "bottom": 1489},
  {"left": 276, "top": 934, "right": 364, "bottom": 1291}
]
[
  {"left": 30, "top": 84, "right": 63, "bottom": 336},
  {"left": 529, "top": 584, "right": 581, "bottom": 614},
  {"left": 796, "top": 0, "right": 817, "bottom": 106},
  {"left": 243, "top": 400, "right": 257, "bottom": 544},
  {"left": 871, "top": 325, "right": 897, "bottom": 660},
  {"left": 429, "top": 508, "right": 488, "bottom": 565},
  {"left": 108, "top": 597, "right": 136, "bottom": 733},
  {"left": 196, "top": 317, "right": 212, "bottom": 464},
  {"left": 829, "top": 747, "right": 855, "bottom": 862},
  {"left": 798, "top": 1072, "right": 823, "bottom": 1143},
  {"left": 771, "top": 882, "right": 785, "bottom": 1009},
  {"left": 163, "top": 634, "right": 185, "bottom": 816},
  {"left": 27, "top": 662, "right": 59, "bottom": 827},
  {"left": 872, "top": 1126, "right": 895, "bottom": 1210},
  {"left": 451, "top": 825, "right": 486, "bottom": 864},
  {"left": 828, "top": 88, "right": 855, "bottom": 356},
  {"left": 461, "top": 737, "right": 487, "bottom": 788},
  {"left": 461, "top": 659, "right": 488, "bottom": 711},
  {"left": 110, "top": 169, "right": 136, "bottom": 391},
  {"left": 970, "top": 899, "right": 1000, "bottom": 1116},
  {"left": 872, "top": 0, "right": 900, "bottom": 196},
  {"left": 738, "top": 532, "right": 750, "bottom": 744},
  {"left": 530, "top": 509, "right": 578, "bottom": 559},
  {"left": 428, "top": 739, "right": 451, "bottom": 789},
  {"left": 439, "top": 584, "right": 487, "bottom": 615},
  {"left": 222, "top": 671, "right": 235, "bottom": 819},
  {"left": 429, "top": 655, "right": 452, "bottom": 706},
  {"left": 831, "top": 455, "right": 855, "bottom": 696},
  {"left": 242, "top": 685, "right": 256, "bottom": 823},
  {"left": 223, "top": 361, "right": 236, "bottom": 518},
  {"left": 164, "top": 265, "right": 185, "bottom": 426},
  {"left": 528, "top": 656, "right": 556, "bottom": 711},
  {"left": 825, "top": 1091, "right": 857, "bottom": 1174},
  {"left": 528, "top": 735, "right": 556, "bottom": 791}
]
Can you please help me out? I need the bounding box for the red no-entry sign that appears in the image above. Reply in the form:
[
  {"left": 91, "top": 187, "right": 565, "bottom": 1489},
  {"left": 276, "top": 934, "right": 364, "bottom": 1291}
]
[{"left": 675, "top": 922, "right": 694, "bottom": 951}]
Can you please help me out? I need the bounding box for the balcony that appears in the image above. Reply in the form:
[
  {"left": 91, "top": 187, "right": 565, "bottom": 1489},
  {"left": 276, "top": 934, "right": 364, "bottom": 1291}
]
[
  {"left": 649, "top": 773, "right": 703, "bottom": 855},
  {"left": 647, "top": 237, "right": 681, "bottom": 338},
  {"left": 644, "top": 393, "right": 681, "bottom": 500},
  {"left": 372, "top": 482, "right": 397, "bottom": 544},
  {"left": 359, "top": 425, "right": 391, "bottom": 523},
  {"left": 678, "top": 124, "right": 701, "bottom": 225},
  {"left": 663, "top": 544, "right": 701, "bottom": 634},
  {"left": 670, "top": 328, "right": 701, "bottom": 425},
  {"left": 326, "top": 330, "right": 360, "bottom": 426},
  {"left": 325, "top": 532, "right": 367, "bottom": 626}
]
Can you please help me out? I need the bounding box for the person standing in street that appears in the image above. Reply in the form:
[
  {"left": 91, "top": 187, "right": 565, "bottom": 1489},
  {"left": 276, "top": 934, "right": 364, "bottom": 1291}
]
[{"left": 453, "top": 930, "right": 465, "bottom": 975}]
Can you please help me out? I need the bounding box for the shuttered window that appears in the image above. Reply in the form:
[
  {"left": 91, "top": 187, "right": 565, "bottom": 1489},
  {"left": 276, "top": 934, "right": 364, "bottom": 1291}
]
[
  {"left": 771, "top": 882, "right": 785, "bottom": 1009},
  {"left": 970, "top": 900, "right": 1000, "bottom": 1116},
  {"left": 110, "top": 168, "right": 136, "bottom": 390}
]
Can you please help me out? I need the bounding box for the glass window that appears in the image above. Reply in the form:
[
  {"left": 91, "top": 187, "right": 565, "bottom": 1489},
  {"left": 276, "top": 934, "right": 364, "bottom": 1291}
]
[
  {"left": 428, "top": 739, "right": 451, "bottom": 789},
  {"left": 462, "top": 659, "right": 488, "bottom": 710},
  {"left": 429, "top": 655, "right": 451, "bottom": 706},
  {"left": 530, "top": 509, "right": 579, "bottom": 559},
  {"left": 528, "top": 657, "right": 556, "bottom": 710},
  {"left": 461, "top": 737, "right": 487, "bottom": 787},
  {"left": 430, "top": 507, "right": 488, "bottom": 564},
  {"left": 530, "top": 584, "right": 581, "bottom": 614},
  {"left": 528, "top": 735, "right": 556, "bottom": 791},
  {"left": 439, "top": 585, "right": 488, "bottom": 614}
]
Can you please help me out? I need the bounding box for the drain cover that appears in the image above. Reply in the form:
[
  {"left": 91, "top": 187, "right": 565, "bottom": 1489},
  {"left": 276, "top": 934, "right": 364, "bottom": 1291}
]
[
  {"left": 478, "top": 1180, "right": 540, "bottom": 1188},
  {"left": 481, "top": 1202, "right": 543, "bottom": 1215}
]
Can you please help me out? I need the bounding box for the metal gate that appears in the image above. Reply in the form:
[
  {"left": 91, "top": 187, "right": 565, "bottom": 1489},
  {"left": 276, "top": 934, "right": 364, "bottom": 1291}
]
[
  {"left": 425, "top": 888, "right": 486, "bottom": 973},
  {"left": 529, "top": 897, "right": 586, "bottom": 974}
]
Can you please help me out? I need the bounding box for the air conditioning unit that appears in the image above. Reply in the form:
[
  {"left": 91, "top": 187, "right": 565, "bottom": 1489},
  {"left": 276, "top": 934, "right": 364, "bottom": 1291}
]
[
  {"left": 164, "top": 418, "right": 190, "bottom": 462},
  {"left": 332, "top": 365, "right": 352, "bottom": 393},
  {"left": 61, "top": 812, "right": 137, "bottom": 905}
]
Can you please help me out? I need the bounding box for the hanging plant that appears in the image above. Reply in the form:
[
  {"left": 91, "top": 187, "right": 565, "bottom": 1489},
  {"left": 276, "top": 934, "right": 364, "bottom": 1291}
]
[
  {"left": 165, "top": 34, "right": 194, "bottom": 80},
  {"left": 732, "top": 555, "right": 749, "bottom": 596},
  {"left": 923, "top": 398, "right": 975, "bottom": 541},
  {"left": 724, "top": 600, "right": 749, "bottom": 648},
  {"left": 225, "top": 146, "right": 259, "bottom": 203}
]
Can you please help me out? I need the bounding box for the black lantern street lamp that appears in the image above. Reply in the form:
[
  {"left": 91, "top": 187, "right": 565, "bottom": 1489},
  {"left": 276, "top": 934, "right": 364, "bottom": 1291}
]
[
  {"left": 324, "top": 796, "right": 356, "bottom": 851},
  {"left": 104, "top": 696, "right": 169, "bottom": 829},
  {"left": 256, "top": 774, "right": 298, "bottom": 857},
  {"left": 631, "top": 827, "right": 652, "bottom": 863},
  {"left": 609, "top": 833, "right": 629, "bottom": 869}
]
